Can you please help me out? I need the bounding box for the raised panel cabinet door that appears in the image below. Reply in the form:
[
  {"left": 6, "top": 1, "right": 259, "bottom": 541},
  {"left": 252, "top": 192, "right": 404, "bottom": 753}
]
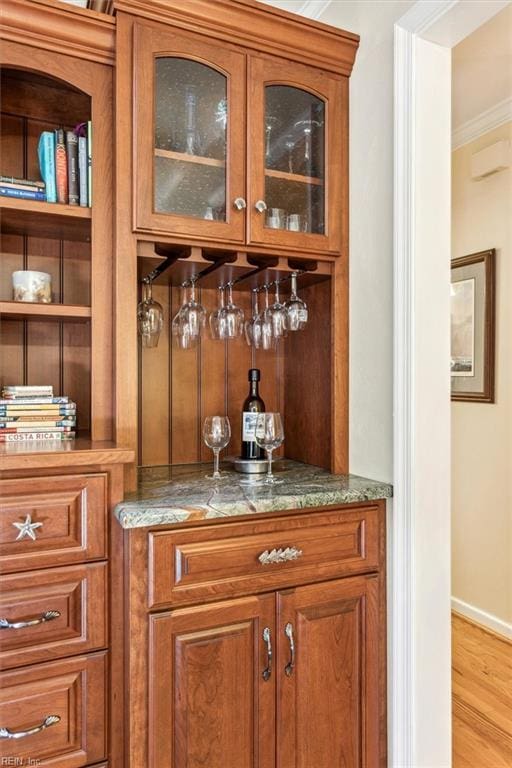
[
  {"left": 149, "top": 594, "right": 276, "bottom": 768},
  {"left": 133, "top": 23, "right": 246, "bottom": 242},
  {"left": 277, "top": 575, "right": 381, "bottom": 768},
  {"left": 248, "top": 55, "right": 345, "bottom": 254}
]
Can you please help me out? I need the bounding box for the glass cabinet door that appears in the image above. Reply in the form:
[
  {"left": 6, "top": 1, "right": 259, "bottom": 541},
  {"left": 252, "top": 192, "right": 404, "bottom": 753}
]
[
  {"left": 249, "top": 56, "right": 344, "bottom": 253},
  {"left": 134, "top": 25, "right": 246, "bottom": 242}
]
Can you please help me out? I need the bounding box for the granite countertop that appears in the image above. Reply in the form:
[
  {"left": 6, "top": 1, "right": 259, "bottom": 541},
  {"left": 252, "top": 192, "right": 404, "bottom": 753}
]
[{"left": 114, "top": 460, "right": 392, "bottom": 529}]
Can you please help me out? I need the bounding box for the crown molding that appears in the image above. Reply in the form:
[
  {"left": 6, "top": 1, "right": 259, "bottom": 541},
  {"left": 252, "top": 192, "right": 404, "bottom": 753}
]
[
  {"left": 297, "top": 0, "right": 331, "bottom": 20},
  {"left": 452, "top": 97, "right": 512, "bottom": 150},
  {"left": 0, "top": 0, "right": 115, "bottom": 65}
]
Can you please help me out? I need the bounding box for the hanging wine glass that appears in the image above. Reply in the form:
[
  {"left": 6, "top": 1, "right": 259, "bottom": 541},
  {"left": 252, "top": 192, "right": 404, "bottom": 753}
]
[
  {"left": 209, "top": 286, "right": 227, "bottom": 340},
  {"left": 137, "top": 278, "right": 164, "bottom": 348},
  {"left": 218, "top": 282, "right": 244, "bottom": 339},
  {"left": 171, "top": 282, "right": 205, "bottom": 350},
  {"left": 255, "top": 286, "right": 274, "bottom": 351},
  {"left": 245, "top": 289, "right": 262, "bottom": 348},
  {"left": 284, "top": 272, "right": 308, "bottom": 332},
  {"left": 266, "top": 280, "right": 287, "bottom": 340},
  {"left": 181, "top": 278, "right": 206, "bottom": 337}
]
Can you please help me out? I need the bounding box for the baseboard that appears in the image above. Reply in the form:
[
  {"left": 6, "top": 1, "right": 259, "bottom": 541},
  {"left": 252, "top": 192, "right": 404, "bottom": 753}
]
[{"left": 451, "top": 596, "right": 512, "bottom": 639}]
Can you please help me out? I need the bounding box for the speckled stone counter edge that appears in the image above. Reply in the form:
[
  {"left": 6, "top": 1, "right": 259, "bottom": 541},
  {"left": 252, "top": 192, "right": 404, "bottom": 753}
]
[{"left": 114, "top": 461, "right": 393, "bottom": 530}]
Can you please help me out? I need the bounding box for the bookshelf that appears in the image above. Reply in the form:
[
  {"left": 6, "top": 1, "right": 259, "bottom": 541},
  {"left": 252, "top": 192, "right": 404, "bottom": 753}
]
[{"left": 0, "top": 39, "right": 113, "bottom": 441}]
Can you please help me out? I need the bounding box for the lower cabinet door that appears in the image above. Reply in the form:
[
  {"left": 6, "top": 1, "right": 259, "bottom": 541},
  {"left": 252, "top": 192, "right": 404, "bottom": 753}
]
[
  {"left": 277, "top": 575, "right": 382, "bottom": 768},
  {"left": 149, "top": 594, "right": 276, "bottom": 768}
]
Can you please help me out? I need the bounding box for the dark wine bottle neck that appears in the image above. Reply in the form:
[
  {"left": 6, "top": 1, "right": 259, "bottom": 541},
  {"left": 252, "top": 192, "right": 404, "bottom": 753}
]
[{"left": 250, "top": 381, "right": 259, "bottom": 397}]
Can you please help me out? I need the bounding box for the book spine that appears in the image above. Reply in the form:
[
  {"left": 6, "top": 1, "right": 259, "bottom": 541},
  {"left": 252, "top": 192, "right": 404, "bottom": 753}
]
[
  {"left": 0, "top": 176, "right": 45, "bottom": 188},
  {"left": 0, "top": 397, "right": 69, "bottom": 405},
  {"left": 0, "top": 409, "right": 76, "bottom": 416},
  {"left": 78, "top": 136, "right": 88, "bottom": 207},
  {"left": 66, "top": 131, "right": 79, "bottom": 205},
  {"left": 55, "top": 128, "right": 68, "bottom": 204},
  {"left": 0, "top": 187, "right": 46, "bottom": 201},
  {"left": 37, "top": 132, "right": 57, "bottom": 203},
  {"left": 1, "top": 182, "right": 47, "bottom": 192},
  {"left": 0, "top": 431, "right": 75, "bottom": 442},
  {"left": 87, "top": 121, "right": 92, "bottom": 207},
  {"left": 0, "top": 423, "right": 75, "bottom": 429}
]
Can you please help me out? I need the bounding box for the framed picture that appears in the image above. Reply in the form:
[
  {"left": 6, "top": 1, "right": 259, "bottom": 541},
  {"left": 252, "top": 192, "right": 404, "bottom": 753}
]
[{"left": 451, "top": 249, "right": 495, "bottom": 403}]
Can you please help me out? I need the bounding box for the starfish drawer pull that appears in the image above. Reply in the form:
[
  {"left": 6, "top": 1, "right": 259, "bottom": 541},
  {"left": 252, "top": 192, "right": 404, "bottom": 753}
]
[{"left": 12, "top": 514, "right": 43, "bottom": 541}]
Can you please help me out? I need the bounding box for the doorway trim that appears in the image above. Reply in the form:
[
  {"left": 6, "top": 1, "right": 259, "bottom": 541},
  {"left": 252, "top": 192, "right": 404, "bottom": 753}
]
[{"left": 392, "top": 1, "right": 511, "bottom": 765}]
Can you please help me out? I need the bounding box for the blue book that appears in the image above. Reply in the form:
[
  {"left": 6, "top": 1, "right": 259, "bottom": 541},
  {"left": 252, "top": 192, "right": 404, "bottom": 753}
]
[
  {"left": 0, "top": 186, "right": 46, "bottom": 201},
  {"left": 37, "top": 131, "right": 57, "bottom": 203}
]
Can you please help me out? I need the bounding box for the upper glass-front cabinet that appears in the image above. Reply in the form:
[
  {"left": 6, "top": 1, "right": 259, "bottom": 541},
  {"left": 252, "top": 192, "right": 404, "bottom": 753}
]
[
  {"left": 134, "top": 24, "right": 246, "bottom": 242},
  {"left": 248, "top": 56, "right": 344, "bottom": 253},
  {"left": 134, "top": 26, "right": 345, "bottom": 254}
]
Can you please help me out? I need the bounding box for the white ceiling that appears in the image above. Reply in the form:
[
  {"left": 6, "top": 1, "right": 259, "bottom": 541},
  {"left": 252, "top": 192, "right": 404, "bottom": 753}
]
[{"left": 452, "top": 3, "right": 512, "bottom": 129}]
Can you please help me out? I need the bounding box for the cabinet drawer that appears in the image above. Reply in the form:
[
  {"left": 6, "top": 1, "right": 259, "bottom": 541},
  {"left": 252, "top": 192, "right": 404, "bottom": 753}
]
[
  {"left": 148, "top": 506, "right": 381, "bottom": 608},
  {"left": 0, "top": 562, "right": 107, "bottom": 670},
  {"left": 0, "top": 651, "right": 107, "bottom": 767},
  {"left": 0, "top": 474, "right": 107, "bottom": 573}
]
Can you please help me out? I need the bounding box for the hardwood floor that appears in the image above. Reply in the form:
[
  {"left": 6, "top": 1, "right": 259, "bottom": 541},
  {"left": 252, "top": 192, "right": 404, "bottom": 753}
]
[{"left": 452, "top": 612, "right": 512, "bottom": 767}]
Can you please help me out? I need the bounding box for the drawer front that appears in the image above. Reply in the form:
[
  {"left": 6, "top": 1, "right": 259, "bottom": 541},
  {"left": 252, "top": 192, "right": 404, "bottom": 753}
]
[
  {"left": 0, "top": 562, "right": 107, "bottom": 670},
  {"left": 148, "top": 506, "right": 381, "bottom": 608},
  {"left": 0, "top": 474, "right": 107, "bottom": 573},
  {"left": 0, "top": 651, "right": 107, "bottom": 767}
]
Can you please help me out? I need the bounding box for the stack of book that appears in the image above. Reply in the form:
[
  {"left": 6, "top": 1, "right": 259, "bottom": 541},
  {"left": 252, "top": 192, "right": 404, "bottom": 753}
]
[
  {"left": 37, "top": 122, "right": 92, "bottom": 207},
  {"left": 0, "top": 386, "right": 77, "bottom": 444},
  {"left": 0, "top": 176, "right": 46, "bottom": 201}
]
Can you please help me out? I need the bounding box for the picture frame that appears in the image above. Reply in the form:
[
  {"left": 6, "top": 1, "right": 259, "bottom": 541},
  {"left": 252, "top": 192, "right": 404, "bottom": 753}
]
[{"left": 451, "top": 249, "right": 495, "bottom": 403}]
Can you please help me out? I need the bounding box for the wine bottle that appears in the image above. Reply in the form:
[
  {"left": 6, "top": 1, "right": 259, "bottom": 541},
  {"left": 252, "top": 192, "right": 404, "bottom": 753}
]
[{"left": 241, "top": 368, "right": 265, "bottom": 459}]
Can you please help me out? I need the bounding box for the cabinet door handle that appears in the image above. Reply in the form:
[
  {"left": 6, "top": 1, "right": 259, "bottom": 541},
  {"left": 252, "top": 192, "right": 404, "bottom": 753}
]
[
  {"left": 258, "top": 547, "right": 303, "bottom": 565},
  {"left": 254, "top": 199, "right": 267, "bottom": 213},
  {"left": 0, "top": 715, "right": 60, "bottom": 740},
  {"left": 284, "top": 622, "right": 295, "bottom": 677},
  {"left": 233, "top": 197, "right": 247, "bottom": 210},
  {"left": 0, "top": 610, "right": 60, "bottom": 630},
  {"left": 262, "top": 626, "right": 272, "bottom": 681}
]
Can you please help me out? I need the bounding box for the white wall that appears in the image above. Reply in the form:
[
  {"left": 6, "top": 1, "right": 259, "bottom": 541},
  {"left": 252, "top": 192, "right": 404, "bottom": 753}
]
[
  {"left": 320, "top": 0, "right": 413, "bottom": 482},
  {"left": 451, "top": 122, "right": 512, "bottom": 628}
]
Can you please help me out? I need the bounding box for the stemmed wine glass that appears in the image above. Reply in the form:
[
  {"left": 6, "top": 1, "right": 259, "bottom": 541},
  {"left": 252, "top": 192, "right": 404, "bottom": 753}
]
[
  {"left": 209, "top": 286, "right": 227, "bottom": 340},
  {"left": 172, "top": 281, "right": 206, "bottom": 349},
  {"left": 218, "top": 282, "right": 244, "bottom": 339},
  {"left": 284, "top": 272, "right": 308, "bottom": 332},
  {"left": 254, "top": 412, "right": 284, "bottom": 484},
  {"left": 245, "top": 289, "right": 262, "bottom": 348},
  {"left": 265, "top": 281, "right": 287, "bottom": 340},
  {"left": 294, "top": 119, "right": 322, "bottom": 165},
  {"left": 265, "top": 115, "right": 278, "bottom": 160},
  {"left": 284, "top": 134, "right": 295, "bottom": 173},
  {"left": 203, "top": 416, "right": 231, "bottom": 480},
  {"left": 255, "top": 286, "right": 274, "bottom": 350},
  {"left": 137, "top": 278, "right": 164, "bottom": 348}
]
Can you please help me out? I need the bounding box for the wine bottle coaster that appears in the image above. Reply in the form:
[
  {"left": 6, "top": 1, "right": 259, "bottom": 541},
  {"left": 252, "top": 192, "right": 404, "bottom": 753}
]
[{"left": 229, "top": 456, "right": 272, "bottom": 474}]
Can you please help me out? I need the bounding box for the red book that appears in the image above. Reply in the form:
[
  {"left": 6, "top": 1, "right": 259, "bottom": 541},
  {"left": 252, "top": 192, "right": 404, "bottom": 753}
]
[{"left": 55, "top": 128, "right": 68, "bottom": 204}]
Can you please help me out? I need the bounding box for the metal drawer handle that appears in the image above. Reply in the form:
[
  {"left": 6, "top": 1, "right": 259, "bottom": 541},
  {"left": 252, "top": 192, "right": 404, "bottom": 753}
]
[
  {"left": 233, "top": 197, "right": 247, "bottom": 210},
  {"left": 262, "top": 627, "right": 272, "bottom": 681},
  {"left": 12, "top": 514, "right": 43, "bottom": 541},
  {"left": 0, "top": 610, "right": 60, "bottom": 630},
  {"left": 258, "top": 547, "right": 303, "bottom": 565},
  {"left": 284, "top": 622, "right": 295, "bottom": 677},
  {"left": 0, "top": 714, "right": 60, "bottom": 740}
]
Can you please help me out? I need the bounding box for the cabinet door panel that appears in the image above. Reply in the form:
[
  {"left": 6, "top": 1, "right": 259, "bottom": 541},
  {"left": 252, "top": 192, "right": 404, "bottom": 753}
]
[
  {"left": 149, "top": 594, "right": 275, "bottom": 768},
  {"left": 248, "top": 55, "right": 345, "bottom": 254},
  {"left": 277, "top": 575, "right": 381, "bottom": 768},
  {"left": 134, "top": 23, "right": 246, "bottom": 242}
]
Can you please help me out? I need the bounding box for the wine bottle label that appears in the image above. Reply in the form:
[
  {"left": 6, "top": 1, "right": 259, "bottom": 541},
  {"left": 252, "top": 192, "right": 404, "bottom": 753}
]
[{"left": 242, "top": 411, "right": 259, "bottom": 442}]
